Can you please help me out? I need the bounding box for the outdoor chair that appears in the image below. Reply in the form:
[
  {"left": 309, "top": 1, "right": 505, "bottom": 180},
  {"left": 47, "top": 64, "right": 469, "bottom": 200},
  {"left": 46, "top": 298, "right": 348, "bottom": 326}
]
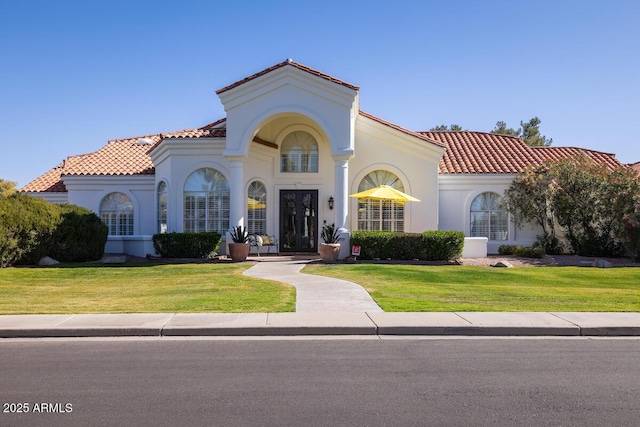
[{"left": 248, "top": 234, "right": 279, "bottom": 256}]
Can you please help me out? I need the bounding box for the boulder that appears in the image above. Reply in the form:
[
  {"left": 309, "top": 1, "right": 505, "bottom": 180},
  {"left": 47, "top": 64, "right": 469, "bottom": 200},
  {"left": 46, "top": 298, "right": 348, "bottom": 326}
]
[
  {"left": 490, "top": 260, "right": 513, "bottom": 268},
  {"left": 38, "top": 256, "right": 60, "bottom": 266},
  {"left": 592, "top": 259, "right": 613, "bottom": 268}
]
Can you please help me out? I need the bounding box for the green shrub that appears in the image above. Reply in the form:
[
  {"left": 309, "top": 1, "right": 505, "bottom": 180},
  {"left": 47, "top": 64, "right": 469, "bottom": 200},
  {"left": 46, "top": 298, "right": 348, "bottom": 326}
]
[
  {"left": 49, "top": 204, "right": 107, "bottom": 262},
  {"left": 0, "top": 194, "right": 60, "bottom": 267},
  {"left": 153, "top": 232, "right": 222, "bottom": 258},
  {"left": 1, "top": 195, "right": 108, "bottom": 267},
  {"left": 349, "top": 230, "right": 463, "bottom": 261},
  {"left": 499, "top": 244, "right": 545, "bottom": 258},
  {"left": 498, "top": 245, "right": 519, "bottom": 255},
  {"left": 421, "top": 230, "right": 464, "bottom": 260},
  {"left": 533, "top": 234, "right": 563, "bottom": 255},
  {"left": 350, "top": 231, "right": 394, "bottom": 260},
  {"left": 514, "top": 246, "right": 546, "bottom": 258}
]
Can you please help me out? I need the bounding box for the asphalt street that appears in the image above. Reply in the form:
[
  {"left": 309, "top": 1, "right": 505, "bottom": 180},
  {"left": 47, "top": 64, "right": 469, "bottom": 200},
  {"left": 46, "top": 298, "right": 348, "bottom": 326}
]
[{"left": 1, "top": 337, "right": 640, "bottom": 426}]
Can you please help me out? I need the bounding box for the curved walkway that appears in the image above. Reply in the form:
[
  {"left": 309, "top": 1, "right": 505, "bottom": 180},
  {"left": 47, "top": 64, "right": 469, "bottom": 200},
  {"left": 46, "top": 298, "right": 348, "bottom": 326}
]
[{"left": 243, "top": 258, "right": 383, "bottom": 313}]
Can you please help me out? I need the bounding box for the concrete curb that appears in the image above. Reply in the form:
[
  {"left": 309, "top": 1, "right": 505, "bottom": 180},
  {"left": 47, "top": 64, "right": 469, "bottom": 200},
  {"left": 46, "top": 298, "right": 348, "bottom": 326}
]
[{"left": 1, "top": 312, "right": 640, "bottom": 338}]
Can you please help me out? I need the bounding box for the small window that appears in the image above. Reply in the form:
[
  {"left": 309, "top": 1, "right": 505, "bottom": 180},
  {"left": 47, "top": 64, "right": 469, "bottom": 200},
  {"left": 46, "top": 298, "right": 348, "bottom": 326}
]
[
  {"left": 470, "top": 192, "right": 508, "bottom": 240},
  {"left": 280, "top": 131, "right": 318, "bottom": 173},
  {"left": 100, "top": 192, "right": 134, "bottom": 236},
  {"left": 247, "top": 181, "right": 267, "bottom": 235},
  {"left": 157, "top": 181, "right": 168, "bottom": 233}
]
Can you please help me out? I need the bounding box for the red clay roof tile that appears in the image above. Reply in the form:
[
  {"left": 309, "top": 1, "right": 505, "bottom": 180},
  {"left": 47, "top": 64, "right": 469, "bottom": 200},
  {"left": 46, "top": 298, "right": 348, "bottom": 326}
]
[
  {"left": 421, "top": 130, "right": 625, "bottom": 174},
  {"left": 216, "top": 59, "right": 359, "bottom": 94}
]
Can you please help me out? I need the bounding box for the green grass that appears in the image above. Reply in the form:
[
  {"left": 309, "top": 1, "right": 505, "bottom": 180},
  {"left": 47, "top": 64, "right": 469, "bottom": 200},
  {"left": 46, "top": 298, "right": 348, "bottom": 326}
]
[
  {"left": 304, "top": 264, "right": 640, "bottom": 312},
  {"left": 0, "top": 263, "right": 295, "bottom": 314}
]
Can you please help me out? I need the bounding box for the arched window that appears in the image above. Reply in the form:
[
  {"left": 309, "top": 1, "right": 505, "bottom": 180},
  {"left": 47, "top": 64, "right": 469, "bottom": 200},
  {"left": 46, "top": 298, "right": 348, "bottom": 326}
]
[
  {"left": 280, "top": 131, "right": 318, "bottom": 173},
  {"left": 247, "top": 181, "right": 267, "bottom": 235},
  {"left": 157, "top": 181, "right": 168, "bottom": 233},
  {"left": 183, "top": 168, "right": 229, "bottom": 233},
  {"left": 100, "top": 192, "right": 134, "bottom": 236},
  {"left": 357, "top": 170, "right": 405, "bottom": 232},
  {"left": 470, "top": 192, "right": 508, "bottom": 240}
]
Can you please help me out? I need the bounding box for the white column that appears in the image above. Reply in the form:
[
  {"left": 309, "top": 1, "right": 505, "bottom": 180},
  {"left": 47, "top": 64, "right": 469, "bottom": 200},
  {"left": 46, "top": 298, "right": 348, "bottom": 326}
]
[
  {"left": 228, "top": 157, "right": 245, "bottom": 229},
  {"left": 334, "top": 156, "right": 350, "bottom": 232},
  {"left": 334, "top": 155, "right": 352, "bottom": 259}
]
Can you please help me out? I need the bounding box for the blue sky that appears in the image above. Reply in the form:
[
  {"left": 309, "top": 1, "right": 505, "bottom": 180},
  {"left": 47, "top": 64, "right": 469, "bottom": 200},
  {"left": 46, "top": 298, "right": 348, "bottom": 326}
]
[{"left": 1, "top": 0, "right": 638, "bottom": 188}]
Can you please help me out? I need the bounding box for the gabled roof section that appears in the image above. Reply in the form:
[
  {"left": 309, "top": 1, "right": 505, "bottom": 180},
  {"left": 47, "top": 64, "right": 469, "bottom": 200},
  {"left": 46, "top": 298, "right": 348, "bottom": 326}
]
[
  {"left": 421, "top": 130, "right": 625, "bottom": 174},
  {"left": 216, "top": 59, "right": 360, "bottom": 94},
  {"left": 359, "top": 111, "right": 446, "bottom": 148}
]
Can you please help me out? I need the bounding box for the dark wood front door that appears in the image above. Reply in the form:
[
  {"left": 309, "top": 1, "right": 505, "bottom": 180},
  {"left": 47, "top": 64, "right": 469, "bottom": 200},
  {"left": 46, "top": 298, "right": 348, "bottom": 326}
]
[{"left": 280, "top": 190, "right": 318, "bottom": 252}]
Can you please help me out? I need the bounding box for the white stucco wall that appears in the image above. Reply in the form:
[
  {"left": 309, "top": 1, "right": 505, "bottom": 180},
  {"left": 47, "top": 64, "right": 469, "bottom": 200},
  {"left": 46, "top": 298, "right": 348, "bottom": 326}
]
[{"left": 438, "top": 174, "right": 541, "bottom": 254}]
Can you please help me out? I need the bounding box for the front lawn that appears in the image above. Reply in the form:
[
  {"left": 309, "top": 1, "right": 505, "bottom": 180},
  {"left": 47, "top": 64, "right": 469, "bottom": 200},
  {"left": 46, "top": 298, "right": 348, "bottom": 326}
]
[
  {"left": 304, "top": 264, "right": 640, "bottom": 312},
  {"left": 0, "top": 263, "right": 295, "bottom": 314}
]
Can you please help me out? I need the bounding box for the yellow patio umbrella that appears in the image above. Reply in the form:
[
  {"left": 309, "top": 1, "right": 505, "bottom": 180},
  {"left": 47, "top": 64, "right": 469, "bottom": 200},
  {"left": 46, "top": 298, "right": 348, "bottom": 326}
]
[
  {"left": 349, "top": 185, "right": 420, "bottom": 202},
  {"left": 247, "top": 197, "right": 266, "bottom": 210}
]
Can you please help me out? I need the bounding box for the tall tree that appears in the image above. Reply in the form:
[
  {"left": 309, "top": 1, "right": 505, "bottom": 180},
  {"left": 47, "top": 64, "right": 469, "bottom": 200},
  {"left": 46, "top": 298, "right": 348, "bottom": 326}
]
[
  {"left": 503, "top": 156, "right": 640, "bottom": 257},
  {"left": 430, "top": 124, "right": 463, "bottom": 131},
  {"left": 520, "top": 117, "right": 553, "bottom": 146},
  {"left": 491, "top": 121, "right": 520, "bottom": 137},
  {"left": 492, "top": 117, "right": 553, "bottom": 146}
]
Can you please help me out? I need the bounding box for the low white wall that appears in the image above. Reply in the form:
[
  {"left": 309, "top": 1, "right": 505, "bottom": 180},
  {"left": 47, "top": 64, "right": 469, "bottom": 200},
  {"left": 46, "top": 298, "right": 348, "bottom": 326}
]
[
  {"left": 462, "top": 237, "right": 488, "bottom": 258},
  {"left": 104, "top": 236, "right": 156, "bottom": 258}
]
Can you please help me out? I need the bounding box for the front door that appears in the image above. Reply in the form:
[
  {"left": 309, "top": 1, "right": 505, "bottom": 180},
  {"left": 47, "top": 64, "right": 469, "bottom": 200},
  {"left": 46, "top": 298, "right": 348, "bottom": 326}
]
[{"left": 280, "top": 190, "right": 318, "bottom": 252}]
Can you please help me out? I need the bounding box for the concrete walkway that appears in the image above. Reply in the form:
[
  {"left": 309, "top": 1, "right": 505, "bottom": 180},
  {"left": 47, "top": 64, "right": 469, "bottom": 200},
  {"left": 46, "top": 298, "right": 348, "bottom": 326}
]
[{"left": 242, "top": 258, "right": 383, "bottom": 313}]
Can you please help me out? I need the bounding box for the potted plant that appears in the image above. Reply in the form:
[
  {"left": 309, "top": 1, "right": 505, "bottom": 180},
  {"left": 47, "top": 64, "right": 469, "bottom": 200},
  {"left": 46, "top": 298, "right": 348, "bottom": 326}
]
[
  {"left": 319, "top": 223, "right": 342, "bottom": 263},
  {"left": 228, "top": 225, "right": 250, "bottom": 262}
]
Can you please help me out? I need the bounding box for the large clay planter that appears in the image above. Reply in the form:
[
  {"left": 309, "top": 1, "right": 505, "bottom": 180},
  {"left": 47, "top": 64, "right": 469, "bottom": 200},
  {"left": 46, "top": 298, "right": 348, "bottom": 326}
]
[
  {"left": 228, "top": 243, "right": 250, "bottom": 262},
  {"left": 319, "top": 243, "right": 341, "bottom": 263}
]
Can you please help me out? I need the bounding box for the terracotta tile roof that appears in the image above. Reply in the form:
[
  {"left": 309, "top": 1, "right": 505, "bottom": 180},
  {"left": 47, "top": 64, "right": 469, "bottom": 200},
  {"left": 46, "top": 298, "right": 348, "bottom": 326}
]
[
  {"left": 421, "top": 130, "right": 625, "bottom": 174},
  {"left": 21, "top": 162, "right": 68, "bottom": 193},
  {"left": 216, "top": 59, "right": 359, "bottom": 94},
  {"left": 532, "top": 146, "right": 622, "bottom": 171},
  {"left": 22, "top": 121, "right": 228, "bottom": 193},
  {"left": 359, "top": 111, "right": 446, "bottom": 148},
  {"left": 22, "top": 118, "right": 628, "bottom": 193}
]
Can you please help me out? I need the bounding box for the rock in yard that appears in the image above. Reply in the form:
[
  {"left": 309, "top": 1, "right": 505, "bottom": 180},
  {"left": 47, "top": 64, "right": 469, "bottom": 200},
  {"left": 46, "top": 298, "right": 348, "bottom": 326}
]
[
  {"left": 592, "top": 259, "right": 613, "bottom": 268},
  {"left": 39, "top": 256, "right": 60, "bottom": 266},
  {"left": 490, "top": 260, "right": 513, "bottom": 268}
]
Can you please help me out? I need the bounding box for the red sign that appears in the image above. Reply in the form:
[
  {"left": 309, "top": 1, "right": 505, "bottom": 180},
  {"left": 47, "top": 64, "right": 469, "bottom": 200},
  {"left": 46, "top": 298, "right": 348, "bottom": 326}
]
[{"left": 351, "top": 245, "right": 361, "bottom": 256}]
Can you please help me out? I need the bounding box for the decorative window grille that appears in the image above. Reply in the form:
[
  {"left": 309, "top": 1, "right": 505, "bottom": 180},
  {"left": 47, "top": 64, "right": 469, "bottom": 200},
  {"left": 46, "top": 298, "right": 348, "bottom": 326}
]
[
  {"left": 157, "top": 181, "right": 168, "bottom": 233},
  {"left": 470, "top": 192, "right": 508, "bottom": 240},
  {"left": 357, "top": 170, "right": 405, "bottom": 232},
  {"left": 183, "top": 168, "right": 229, "bottom": 234},
  {"left": 100, "top": 192, "right": 134, "bottom": 236},
  {"left": 280, "top": 131, "right": 318, "bottom": 173},
  {"left": 247, "top": 181, "right": 267, "bottom": 235}
]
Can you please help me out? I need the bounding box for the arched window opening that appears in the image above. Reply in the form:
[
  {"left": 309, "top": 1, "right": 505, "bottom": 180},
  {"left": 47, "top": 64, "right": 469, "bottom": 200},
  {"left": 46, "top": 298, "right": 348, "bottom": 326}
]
[
  {"left": 357, "top": 170, "right": 405, "bottom": 232},
  {"left": 183, "top": 168, "right": 229, "bottom": 233},
  {"left": 100, "top": 192, "right": 134, "bottom": 236},
  {"left": 247, "top": 181, "right": 267, "bottom": 235},
  {"left": 157, "top": 181, "right": 168, "bottom": 234},
  {"left": 280, "top": 131, "right": 318, "bottom": 173},
  {"left": 470, "top": 192, "right": 508, "bottom": 240}
]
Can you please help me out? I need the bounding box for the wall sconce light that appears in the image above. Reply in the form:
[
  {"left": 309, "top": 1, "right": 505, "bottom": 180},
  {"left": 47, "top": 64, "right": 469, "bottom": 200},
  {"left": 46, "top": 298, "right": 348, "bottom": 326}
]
[{"left": 328, "top": 196, "right": 334, "bottom": 210}]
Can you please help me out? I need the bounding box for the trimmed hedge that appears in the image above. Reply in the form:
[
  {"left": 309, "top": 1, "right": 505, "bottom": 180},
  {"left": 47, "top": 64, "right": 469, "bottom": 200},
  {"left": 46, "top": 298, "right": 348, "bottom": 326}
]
[
  {"left": 0, "top": 194, "right": 107, "bottom": 267},
  {"left": 350, "top": 230, "right": 464, "bottom": 261},
  {"left": 152, "top": 232, "right": 222, "bottom": 259},
  {"left": 498, "top": 244, "right": 546, "bottom": 259}
]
